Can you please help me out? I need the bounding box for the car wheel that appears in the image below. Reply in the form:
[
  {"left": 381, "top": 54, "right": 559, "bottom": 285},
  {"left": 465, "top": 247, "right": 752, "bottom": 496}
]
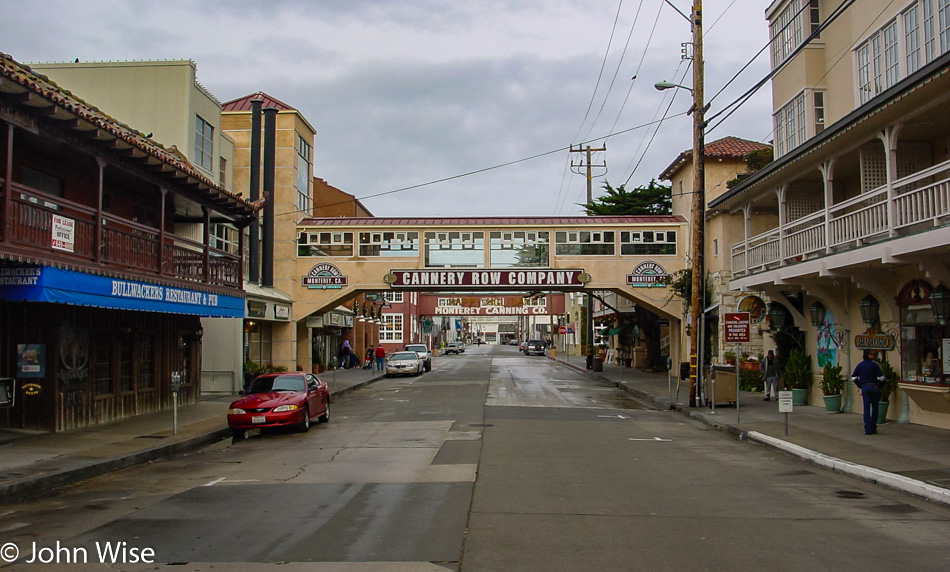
[
  {"left": 232, "top": 429, "right": 249, "bottom": 441},
  {"left": 424, "top": 360, "right": 432, "bottom": 372},
  {"left": 298, "top": 406, "right": 310, "bottom": 432},
  {"left": 318, "top": 402, "right": 330, "bottom": 423}
]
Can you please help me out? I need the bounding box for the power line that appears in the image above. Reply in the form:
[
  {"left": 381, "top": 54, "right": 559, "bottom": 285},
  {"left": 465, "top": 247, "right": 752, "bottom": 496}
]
[{"left": 571, "top": 0, "right": 625, "bottom": 144}]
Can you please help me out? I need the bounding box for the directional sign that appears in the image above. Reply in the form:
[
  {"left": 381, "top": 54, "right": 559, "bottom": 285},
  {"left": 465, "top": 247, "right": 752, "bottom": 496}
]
[
  {"left": 558, "top": 326, "right": 567, "bottom": 335},
  {"left": 778, "top": 390, "right": 793, "bottom": 413},
  {"left": 723, "top": 312, "right": 751, "bottom": 344}
]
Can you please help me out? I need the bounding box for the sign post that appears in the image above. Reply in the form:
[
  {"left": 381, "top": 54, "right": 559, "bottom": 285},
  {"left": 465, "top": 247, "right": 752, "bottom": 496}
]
[
  {"left": 171, "top": 371, "right": 181, "bottom": 436},
  {"left": 778, "top": 390, "right": 793, "bottom": 436},
  {"left": 723, "top": 312, "right": 751, "bottom": 423}
]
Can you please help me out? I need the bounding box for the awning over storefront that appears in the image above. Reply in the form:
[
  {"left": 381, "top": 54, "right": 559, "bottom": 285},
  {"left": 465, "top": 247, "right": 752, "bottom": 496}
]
[
  {"left": 0, "top": 265, "right": 244, "bottom": 318},
  {"left": 608, "top": 325, "right": 626, "bottom": 336}
]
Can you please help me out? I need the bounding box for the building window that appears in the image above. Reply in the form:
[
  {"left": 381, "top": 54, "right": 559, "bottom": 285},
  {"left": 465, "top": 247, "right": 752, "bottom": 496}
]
[
  {"left": 93, "top": 333, "right": 113, "bottom": 397},
  {"left": 940, "top": 0, "right": 950, "bottom": 52},
  {"left": 555, "top": 230, "right": 615, "bottom": 255},
  {"left": 219, "top": 157, "right": 227, "bottom": 187},
  {"left": 770, "top": 0, "right": 805, "bottom": 68},
  {"left": 773, "top": 92, "right": 806, "bottom": 157},
  {"left": 380, "top": 313, "right": 404, "bottom": 343},
  {"left": 297, "top": 231, "right": 354, "bottom": 257},
  {"left": 194, "top": 115, "right": 214, "bottom": 172},
  {"left": 210, "top": 224, "right": 240, "bottom": 254},
  {"left": 382, "top": 292, "right": 404, "bottom": 304},
  {"left": 906, "top": 5, "right": 922, "bottom": 74},
  {"left": 359, "top": 231, "right": 420, "bottom": 257},
  {"left": 137, "top": 333, "right": 156, "bottom": 390},
  {"left": 620, "top": 230, "right": 676, "bottom": 255},
  {"left": 296, "top": 134, "right": 312, "bottom": 215},
  {"left": 424, "top": 231, "right": 485, "bottom": 268},
  {"left": 813, "top": 91, "right": 825, "bottom": 134},
  {"left": 883, "top": 20, "right": 901, "bottom": 89},
  {"left": 809, "top": 0, "right": 821, "bottom": 34},
  {"left": 489, "top": 230, "right": 549, "bottom": 267}
]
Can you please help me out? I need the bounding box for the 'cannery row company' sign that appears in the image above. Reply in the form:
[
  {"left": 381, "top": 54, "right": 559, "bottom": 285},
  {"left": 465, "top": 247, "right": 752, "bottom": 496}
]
[{"left": 384, "top": 269, "right": 591, "bottom": 288}]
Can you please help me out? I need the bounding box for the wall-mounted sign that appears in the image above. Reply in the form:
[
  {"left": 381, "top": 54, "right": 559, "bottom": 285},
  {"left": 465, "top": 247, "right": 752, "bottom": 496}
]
[
  {"left": 305, "top": 315, "right": 324, "bottom": 328},
  {"left": 51, "top": 214, "right": 76, "bottom": 252},
  {"left": 302, "top": 263, "right": 348, "bottom": 289},
  {"left": 247, "top": 301, "right": 267, "bottom": 318},
  {"left": 737, "top": 295, "right": 768, "bottom": 324},
  {"left": 22, "top": 381, "right": 42, "bottom": 396},
  {"left": 626, "top": 262, "right": 671, "bottom": 287},
  {"left": 274, "top": 305, "right": 290, "bottom": 320},
  {"left": 854, "top": 332, "right": 896, "bottom": 351},
  {"left": 16, "top": 343, "right": 45, "bottom": 378},
  {"left": 386, "top": 269, "right": 590, "bottom": 289}
]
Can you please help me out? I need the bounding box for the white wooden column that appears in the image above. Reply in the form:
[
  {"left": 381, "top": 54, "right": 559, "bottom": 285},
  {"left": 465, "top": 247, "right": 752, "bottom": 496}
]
[
  {"left": 819, "top": 159, "right": 836, "bottom": 254},
  {"left": 775, "top": 184, "right": 788, "bottom": 265},
  {"left": 879, "top": 123, "right": 902, "bottom": 237}
]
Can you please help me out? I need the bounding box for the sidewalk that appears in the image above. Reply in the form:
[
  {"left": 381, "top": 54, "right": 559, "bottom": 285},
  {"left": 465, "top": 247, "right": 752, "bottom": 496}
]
[
  {"left": 0, "top": 366, "right": 385, "bottom": 503},
  {"left": 553, "top": 351, "right": 950, "bottom": 506}
]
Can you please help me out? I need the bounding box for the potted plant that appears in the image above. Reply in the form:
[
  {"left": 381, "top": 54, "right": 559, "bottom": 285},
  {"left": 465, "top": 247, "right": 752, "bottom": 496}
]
[
  {"left": 243, "top": 360, "right": 262, "bottom": 389},
  {"left": 783, "top": 349, "right": 813, "bottom": 406},
  {"left": 878, "top": 355, "right": 899, "bottom": 424},
  {"left": 723, "top": 350, "right": 736, "bottom": 365},
  {"left": 820, "top": 362, "right": 845, "bottom": 413}
]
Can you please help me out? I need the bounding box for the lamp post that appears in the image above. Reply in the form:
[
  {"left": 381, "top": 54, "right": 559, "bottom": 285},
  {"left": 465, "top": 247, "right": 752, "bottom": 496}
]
[{"left": 656, "top": 1, "right": 705, "bottom": 406}]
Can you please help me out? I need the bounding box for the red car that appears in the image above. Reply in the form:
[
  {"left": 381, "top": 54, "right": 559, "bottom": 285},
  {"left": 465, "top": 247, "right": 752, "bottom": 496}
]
[{"left": 228, "top": 373, "right": 330, "bottom": 440}]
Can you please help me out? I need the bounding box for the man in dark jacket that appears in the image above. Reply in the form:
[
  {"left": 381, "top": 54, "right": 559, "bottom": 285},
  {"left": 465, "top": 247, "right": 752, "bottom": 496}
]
[{"left": 851, "top": 350, "right": 886, "bottom": 435}]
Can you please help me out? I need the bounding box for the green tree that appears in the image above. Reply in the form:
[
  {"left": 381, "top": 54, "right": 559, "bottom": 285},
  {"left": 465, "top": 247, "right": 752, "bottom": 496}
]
[{"left": 579, "top": 180, "right": 672, "bottom": 215}]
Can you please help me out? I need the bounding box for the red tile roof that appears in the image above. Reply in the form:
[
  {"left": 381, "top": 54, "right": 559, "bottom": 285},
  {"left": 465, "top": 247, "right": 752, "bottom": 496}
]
[
  {"left": 222, "top": 91, "right": 296, "bottom": 112},
  {"left": 659, "top": 136, "right": 771, "bottom": 180},
  {"left": 298, "top": 215, "right": 686, "bottom": 227}
]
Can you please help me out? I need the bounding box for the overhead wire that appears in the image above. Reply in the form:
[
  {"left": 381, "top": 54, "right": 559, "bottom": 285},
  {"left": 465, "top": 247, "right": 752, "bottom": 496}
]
[{"left": 570, "top": 0, "right": 625, "bottom": 144}]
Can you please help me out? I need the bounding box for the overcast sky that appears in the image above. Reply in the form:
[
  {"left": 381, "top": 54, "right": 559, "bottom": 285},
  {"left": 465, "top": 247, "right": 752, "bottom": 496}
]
[{"left": 0, "top": 0, "right": 773, "bottom": 217}]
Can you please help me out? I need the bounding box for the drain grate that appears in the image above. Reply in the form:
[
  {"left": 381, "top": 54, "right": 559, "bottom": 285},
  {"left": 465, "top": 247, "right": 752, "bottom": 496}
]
[
  {"left": 469, "top": 424, "right": 495, "bottom": 428},
  {"left": 136, "top": 435, "right": 168, "bottom": 439},
  {"left": 835, "top": 490, "right": 867, "bottom": 499}
]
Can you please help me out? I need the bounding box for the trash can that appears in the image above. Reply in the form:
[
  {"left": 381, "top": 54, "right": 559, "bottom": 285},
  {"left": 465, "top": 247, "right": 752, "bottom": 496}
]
[
  {"left": 592, "top": 356, "right": 604, "bottom": 371},
  {"left": 680, "top": 362, "right": 690, "bottom": 381}
]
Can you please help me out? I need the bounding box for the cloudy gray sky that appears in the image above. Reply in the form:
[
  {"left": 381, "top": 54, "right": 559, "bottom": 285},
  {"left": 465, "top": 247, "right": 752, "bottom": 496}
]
[{"left": 0, "top": 0, "right": 773, "bottom": 217}]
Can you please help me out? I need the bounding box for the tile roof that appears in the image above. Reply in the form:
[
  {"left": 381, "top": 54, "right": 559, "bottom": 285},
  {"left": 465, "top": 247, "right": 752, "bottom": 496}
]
[
  {"left": 222, "top": 91, "right": 296, "bottom": 112},
  {"left": 659, "top": 136, "right": 771, "bottom": 180},
  {"left": 298, "top": 215, "right": 686, "bottom": 227}
]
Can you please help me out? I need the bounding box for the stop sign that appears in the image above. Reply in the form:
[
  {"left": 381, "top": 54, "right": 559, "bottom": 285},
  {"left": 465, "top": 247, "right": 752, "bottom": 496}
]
[{"left": 558, "top": 326, "right": 567, "bottom": 335}]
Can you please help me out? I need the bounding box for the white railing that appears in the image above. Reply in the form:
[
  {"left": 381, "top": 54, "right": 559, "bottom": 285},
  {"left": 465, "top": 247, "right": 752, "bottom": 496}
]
[{"left": 731, "top": 158, "right": 950, "bottom": 277}]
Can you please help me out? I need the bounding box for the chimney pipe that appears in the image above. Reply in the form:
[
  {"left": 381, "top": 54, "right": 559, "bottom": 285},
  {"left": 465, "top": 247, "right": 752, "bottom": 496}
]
[
  {"left": 261, "top": 106, "right": 278, "bottom": 288},
  {"left": 248, "top": 98, "right": 263, "bottom": 284}
]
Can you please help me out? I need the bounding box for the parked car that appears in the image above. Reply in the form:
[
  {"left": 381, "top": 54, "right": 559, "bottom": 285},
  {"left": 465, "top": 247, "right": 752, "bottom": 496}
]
[
  {"left": 386, "top": 351, "right": 425, "bottom": 377},
  {"left": 524, "top": 339, "right": 546, "bottom": 356},
  {"left": 445, "top": 342, "right": 462, "bottom": 354},
  {"left": 518, "top": 341, "right": 527, "bottom": 351},
  {"left": 404, "top": 343, "right": 432, "bottom": 371},
  {"left": 227, "top": 373, "right": 329, "bottom": 440},
  {"left": 508, "top": 339, "right": 519, "bottom": 346}
]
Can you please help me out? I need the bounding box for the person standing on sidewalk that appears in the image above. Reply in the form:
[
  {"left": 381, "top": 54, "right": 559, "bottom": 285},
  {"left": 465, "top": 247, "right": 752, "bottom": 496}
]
[
  {"left": 851, "top": 350, "right": 886, "bottom": 435},
  {"left": 375, "top": 345, "right": 386, "bottom": 371},
  {"left": 760, "top": 350, "right": 779, "bottom": 401}
]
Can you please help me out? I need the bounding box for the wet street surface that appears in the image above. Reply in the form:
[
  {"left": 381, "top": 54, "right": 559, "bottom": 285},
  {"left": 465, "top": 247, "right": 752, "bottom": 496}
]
[{"left": 2, "top": 345, "right": 950, "bottom": 571}]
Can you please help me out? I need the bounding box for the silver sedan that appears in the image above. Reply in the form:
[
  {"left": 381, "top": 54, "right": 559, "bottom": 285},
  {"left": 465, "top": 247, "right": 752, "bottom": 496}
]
[{"left": 386, "top": 351, "right": 425, "bottom": 377}]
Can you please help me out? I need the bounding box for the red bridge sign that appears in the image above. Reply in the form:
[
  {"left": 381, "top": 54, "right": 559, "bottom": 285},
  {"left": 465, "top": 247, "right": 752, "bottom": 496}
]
[{"left": 723, "top": 312, "right": 751, "bottom": 344}]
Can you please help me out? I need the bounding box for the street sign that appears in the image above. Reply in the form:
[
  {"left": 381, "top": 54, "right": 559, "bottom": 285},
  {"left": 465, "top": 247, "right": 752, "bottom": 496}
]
[
  {"left": 558, "top": 326, "right": 567, "bottom": 335},
  {"left": 723, "top": 312, "right": 751, "bottom": 344},
  {"left": 778, "top": 390, "right": 793, "bottom": 413}
]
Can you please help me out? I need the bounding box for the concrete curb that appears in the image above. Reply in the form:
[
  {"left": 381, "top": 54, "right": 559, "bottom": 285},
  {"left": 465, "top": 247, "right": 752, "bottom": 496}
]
[
  {"left": 550, "top": 356, "right": 950, "bottom": 507},
  {"left": 0, "top": 374, "right": 388, "bottom": 504}
]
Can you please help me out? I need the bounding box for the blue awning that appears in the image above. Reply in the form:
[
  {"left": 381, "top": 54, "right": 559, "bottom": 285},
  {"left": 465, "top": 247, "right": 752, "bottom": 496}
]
[{"left": 0, "top": 265, "right": 244, "bottom": 318}]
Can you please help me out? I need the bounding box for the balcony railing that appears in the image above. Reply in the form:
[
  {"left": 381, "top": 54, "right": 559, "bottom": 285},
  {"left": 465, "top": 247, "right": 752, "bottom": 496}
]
[
  {"left": 1, "top": 180, "right": 242, "bottom": 289},
  {"left": 732, "top": 159, "right": 950, "bottom": 277}
]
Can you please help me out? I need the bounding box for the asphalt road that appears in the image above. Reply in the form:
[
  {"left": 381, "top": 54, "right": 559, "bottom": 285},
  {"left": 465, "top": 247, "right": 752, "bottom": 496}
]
[{"left": 2, "top": 345, "right": 950, "bottom": 571}]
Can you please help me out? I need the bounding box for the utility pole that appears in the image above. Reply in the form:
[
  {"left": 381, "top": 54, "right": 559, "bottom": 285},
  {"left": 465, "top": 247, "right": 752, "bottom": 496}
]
[
  {"left": 570, "top": 144, "right": 607, "bottom": 369},
  {"left": 688, "top": 0, "right": 706, "bottom": 407}
]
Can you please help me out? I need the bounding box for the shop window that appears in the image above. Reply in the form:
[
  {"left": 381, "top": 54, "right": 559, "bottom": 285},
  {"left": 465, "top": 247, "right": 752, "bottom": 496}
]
[
  {"left": 118, "top": 337, "right": 133, "bottom": 393},
  {"left": 898, "top": 281, "right": 948, "bottom": 385},
  {"left": 93, "top": 333, "right": 113, "bottom": 396},
  {"left": 137, "top": 333, "right": 156, "bottom": 390}
]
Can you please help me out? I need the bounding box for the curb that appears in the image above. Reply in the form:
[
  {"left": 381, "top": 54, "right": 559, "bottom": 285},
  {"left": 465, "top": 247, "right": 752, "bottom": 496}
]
[
  {"left": 0, "top": 374, "right": 388, "bottom": 504},
  {"left": 551, "top": 356, "right": 950, "bottom": 507}
]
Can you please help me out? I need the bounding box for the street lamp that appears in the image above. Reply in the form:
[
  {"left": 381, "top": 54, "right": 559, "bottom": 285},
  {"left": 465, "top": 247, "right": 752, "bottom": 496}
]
[
  {"left": 930, "top": 284, "right": 950, "bottom": 326},
  {"left": 653, "top": 4, "right": 705, "bottom": 405},
  {"left": 859, "top": 294, "right": 881, "bottom": 329}
]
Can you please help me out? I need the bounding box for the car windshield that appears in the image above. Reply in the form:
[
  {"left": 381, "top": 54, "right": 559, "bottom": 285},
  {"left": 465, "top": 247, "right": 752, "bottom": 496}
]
[
  {"left": 247, "top": 374, "right": 306, "bottom": 393},
  {"left": 391, "top": 352, "right": 418, "bottom": 361},
  {"left": 405, "top": 345, "right": 427, "bottom": 352}
]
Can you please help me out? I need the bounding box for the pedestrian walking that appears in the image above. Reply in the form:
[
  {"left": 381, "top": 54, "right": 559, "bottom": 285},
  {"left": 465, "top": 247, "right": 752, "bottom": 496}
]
[
  {"left": 760, "top": 350, "right": 779, "bottom": 401},
  {"left": 851, "top": 350, "right": 886, "bottom": 435},
  {"left": 375, "top": 345, "right": 386, "bottom": 371},
  {"left": 340, "top": 339, "right": 352, "bottom": 369}
]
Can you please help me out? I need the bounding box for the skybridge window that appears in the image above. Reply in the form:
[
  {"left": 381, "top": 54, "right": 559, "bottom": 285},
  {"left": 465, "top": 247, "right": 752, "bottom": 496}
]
[
  {"left": 297, "top": 231, "right": 354, "bottom": 257},
  {"left": 620, "top": 230, "right": 677, "bottom": 255},
  {"left": 555, "top": 230, "right": 615, "bottom": 256},
  {"left": 489, "top": 230, "right": 549, "bottom": 267},
  {"left": 424, "top": 231, "right": 485, "bottom": 268},
  {"left": 359, "top": 231, "right": 420, "bottom": 257}
]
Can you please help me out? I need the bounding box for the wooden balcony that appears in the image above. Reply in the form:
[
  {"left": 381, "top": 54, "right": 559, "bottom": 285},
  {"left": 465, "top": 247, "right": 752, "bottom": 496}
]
[
  {"left": 732, "top": 159, "right": 950, "bottom": 278},
  {"left": 1, "top": 179, "right": 242, "bottom": 290}
]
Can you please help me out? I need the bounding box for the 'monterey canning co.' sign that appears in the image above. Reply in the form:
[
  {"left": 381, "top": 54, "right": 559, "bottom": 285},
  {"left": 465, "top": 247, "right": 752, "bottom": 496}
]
[{"left": 385, "top": 269, "right": 590, "bottom": 289}]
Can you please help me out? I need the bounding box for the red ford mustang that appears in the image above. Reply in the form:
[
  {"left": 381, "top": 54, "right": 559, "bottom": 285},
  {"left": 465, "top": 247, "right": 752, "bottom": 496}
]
[{"left": 228, "top": 373, "right": 329, "bottom": 440}]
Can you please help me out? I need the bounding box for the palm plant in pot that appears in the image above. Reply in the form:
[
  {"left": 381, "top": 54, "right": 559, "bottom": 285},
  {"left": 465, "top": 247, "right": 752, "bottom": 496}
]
[
  {"left": 878, "top": 355, "right": 899, "bottom": 424},
  {"left": 820, "top": 362, "right": 845, "bottom": 413},
  {"left": 783, "top": 349, "right": 813, "bottom": 405}
]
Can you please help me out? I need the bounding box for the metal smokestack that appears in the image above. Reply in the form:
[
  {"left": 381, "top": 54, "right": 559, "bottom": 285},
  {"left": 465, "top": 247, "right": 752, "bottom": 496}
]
[
  {"left": 248, "top": 98, "right": 262, "bottom": 284},
  {"left": 261, "top": 106, "right": 278, "bottom": 288}
]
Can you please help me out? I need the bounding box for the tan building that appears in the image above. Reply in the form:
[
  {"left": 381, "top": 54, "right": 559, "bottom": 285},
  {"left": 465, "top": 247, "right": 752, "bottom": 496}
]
[
  {"left": 660, "top": 136, "right": 773, "bottom": 366},
  {"left": 711, "top": 0, "right": 950, "bottom": 428}
]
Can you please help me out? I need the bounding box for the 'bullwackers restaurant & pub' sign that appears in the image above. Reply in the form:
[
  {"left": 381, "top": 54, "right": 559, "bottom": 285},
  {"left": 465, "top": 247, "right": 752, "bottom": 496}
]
[{"left": 385, "top": 269, "right": 591, "bottom": 289}]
